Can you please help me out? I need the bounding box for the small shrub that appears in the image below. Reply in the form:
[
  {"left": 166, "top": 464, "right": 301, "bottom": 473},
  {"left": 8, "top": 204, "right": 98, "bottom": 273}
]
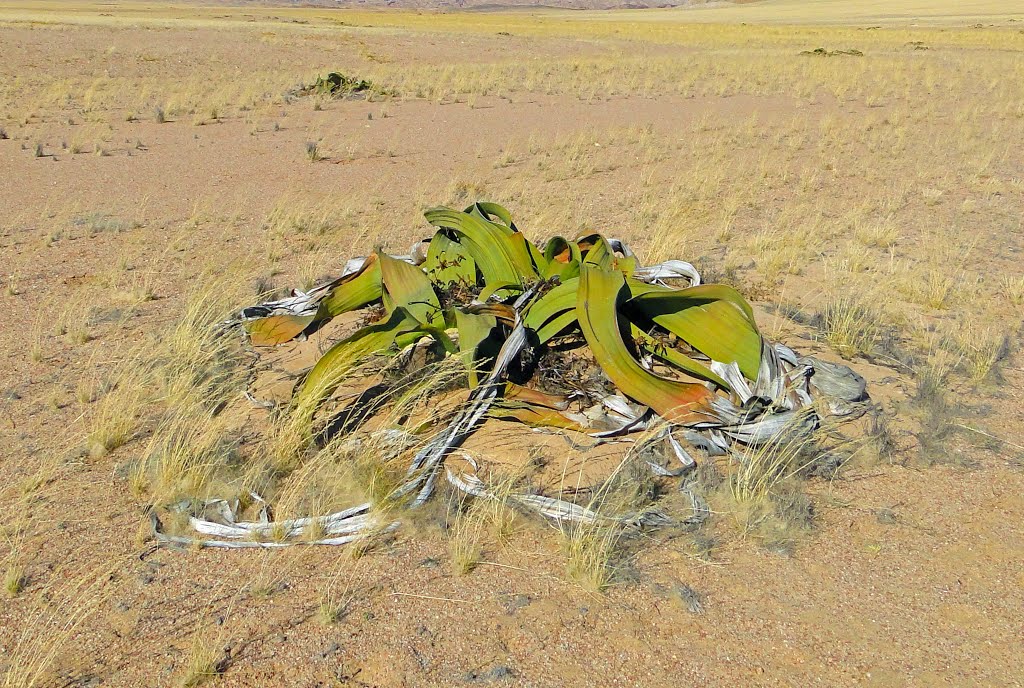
[
  {"left": 310, "top": 72, "right": 373, "bottom": 97},
  {"left": 305, "top": 141, "right": 321, "bottom": 162},
  {"left": 866, "top": 408, "right": 899, "bottom": 463},
  {"left": 4, "top": 564, "right": 26, "bottom": 597}
]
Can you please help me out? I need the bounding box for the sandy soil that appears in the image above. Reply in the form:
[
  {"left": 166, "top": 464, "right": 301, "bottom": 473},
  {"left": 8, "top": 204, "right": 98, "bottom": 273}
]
[{"left": 1, "top": 3, "right": 1023, "bottom": 687}]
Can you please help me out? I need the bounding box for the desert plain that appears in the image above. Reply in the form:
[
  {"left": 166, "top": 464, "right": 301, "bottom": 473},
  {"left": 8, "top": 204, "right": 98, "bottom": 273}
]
[{"left": 1, "top": 0, "right": 1024, "bottom": 686}]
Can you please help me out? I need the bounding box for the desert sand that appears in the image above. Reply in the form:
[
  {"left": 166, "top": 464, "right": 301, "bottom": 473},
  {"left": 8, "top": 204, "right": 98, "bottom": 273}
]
[{"left": 1, "top": 1, "right": 1023, "bottom": 686}]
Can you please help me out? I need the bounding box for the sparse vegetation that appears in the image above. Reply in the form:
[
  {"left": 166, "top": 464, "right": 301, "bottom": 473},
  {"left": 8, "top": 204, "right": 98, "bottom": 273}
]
[
  {"left": 4, "top": 563, "right": 26, "bottom": 597},
  {"left": 819, "top": 295, "right": 880, "bottom": 358},
  {"left": 179, "top": 631, "right": 225, "bottom": 687},
  {"left": 2, "top": 1, "right": 1023, "bottom": 683},
  {"left": 304, "top": 140, "right": 320, "bottom": 161},
  {"left": 0, "top": 561, "right": 114, "bottom": 688},
  {"left": 85, "top": 371, "right": 145, "bottom": 459},
  {"left": 561, "top": 520, "right": 620, "bottom": 593},
  {"left": 449, "top": 502, "right": 485, "bottom": 576}
]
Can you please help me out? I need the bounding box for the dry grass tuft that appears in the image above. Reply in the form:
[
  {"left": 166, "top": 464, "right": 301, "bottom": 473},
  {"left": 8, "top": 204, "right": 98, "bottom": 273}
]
[
  {"left": 915, "top": 268, "right": 957, "bottom": 310},
  {"left": 714, "top": 413, "right": 820, "bottom": 552},
  {"left": 316, "top": 568, "right": 356, "bottom": 626},
  {"left": 866, "top": 408, "right": 900, "bottom": 464},
  {"left": 1, "top": 559, "right": 114, "bottom": 688},
  {"left": 911, "top": 349, "right": 964, "bottom": 465},
  {"left": 855, "top": 216, "right": 900, "bottom": 249},
  {"left": 179, "top": 631, "right": 226, "bottom": 687},
  {"left": 950, "top": 321, "right": 1007, "bottom": 384},
  {"left": 304, "top": 140, "right": 321, "bottom": 162},
  {"left": 134, "top": 414, "right": 233, "bottom": 506},
  {"left": 819, "top": 295, "right": 880, "bottom": 359},
  {"left": 449, "top": 502, "right": 485, "bottom": 576},
  {"left": 1000, "top": 275, "right": 1024, "bottom": 306},
  {"left": 28, "top": 325, "right": 45, "bottom": 364},
  {"left": 85, "top": 365, "right": 148, "bottom": 459},
  {"left": 560, "top": 519, "right": 621, "bottom": 593},
  {"left": 914, "top": 349, "right": 957, "bottom": 407},
  {"left": 3, "top": 562, "right": 26, "bottom": 597},
  {"left": 728, "top": 417, "right": 816, "bottom": 505}
]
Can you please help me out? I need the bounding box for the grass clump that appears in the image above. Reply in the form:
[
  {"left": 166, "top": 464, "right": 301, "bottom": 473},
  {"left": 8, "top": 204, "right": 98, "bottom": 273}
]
[
  {"left": 133, "top": 415, "right": 233, "bottom": 506},
  {"left": 949, "top": 321, "right": 1008, "bottom": 385},
  {"left": 448, "top": 500, "right": 486, "bottom": 576},
  {"left": 1, "top": 561, "right": 114, "bottom": 688},
  {"left": 866, "top": 407, "right": 899, "bottom": 464},
  {"left": 4, "top": 563, "right": 26, "bottom": 597},
  {"left": 316, "top": 574, "right": 355, "bottom": 626},
  {"left": 1000, "top": 275, "right": 1024, "bottom": 306},
  {"left": 911, "top": 351, "right": 963, "bottom": 466},
  {"left": 86, "top": 368, "right": 148, "bottom": 459},
  {"left": 819, "top": 295, "right": 880, "bottom": 358},
  {"left": 179, "top": 631, "right": 226, "bottom": 687},
  {"left": 855, "top": 216, "right": 899, "bottom": 249},
  {"left": 304, "top": 140, "right": 321, "bottom": 162},
  {"left": 561, "top": 520, "right": 621, "bottom": 593},
  {"left": 718, "top": 414, "right": 819, "bottom": 552}
]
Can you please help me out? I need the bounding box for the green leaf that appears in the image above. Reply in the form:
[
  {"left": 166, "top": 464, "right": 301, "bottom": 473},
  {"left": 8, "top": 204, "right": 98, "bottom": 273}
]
[
  {"left": 244, "top": 255, "right": 383, "bottom": 345},
  {"left": 630, "top": 281, "right": 757, "bottom": 325},
  {"left": 477, "top": 280, "right": 523, "bottom": 303},
  {"left": 454, "top": 308, "right": 497, "bottom": 386},
  {"left": 295, "top": 307, "right": 426, "bottom": 419},
  {"left": 542, "top": 237, "right": 581, "bottom": 280},
  {"left": 462, "top": 302, "right": 516, "bottom": 326},
  {"left": 522, "top": 278, "right": 580, "bottom": 343},
  {"left": 425, "top": 208, "right": 535, "bottom": 285},
  {"left": 625, "top": 283, "right": 762, "bottom": 380},
  {"left": 576, "top": 265, "right": 717, "bottom": 424},
  {"left": 244, "top": 313, "right": 317, "bottom": 347},
  {"left": 425, "top": 231, "right": 476, "bottom": 287},
  {"left": 543, "top": 236, "right": 581, "bottom": 265},
  {"left": 503, "top": 383, "right": 570, "bottom": 410},
  {"left": 378, "top": 252, "right": 442, "bottom": 327},
  {"left": 512, "top": 231, "right": 548, "bottom": 276},
  {"left": 466, "top": 201, "right": 518, "bottom": 233},
  {"left": 628, "top": 324, "right": 731, "bottom": 390},
  {"left": 489, "top": 403, "right": 588, "bottom": 432},
  {"left": 580, "top": 234, "right": 614, "bottom": 270},
  {"left": 319, "top": 254, "right": 383, "bottom": 318},
  {"left": 577, "top": 234, "right": 634, "bottom": 275}
]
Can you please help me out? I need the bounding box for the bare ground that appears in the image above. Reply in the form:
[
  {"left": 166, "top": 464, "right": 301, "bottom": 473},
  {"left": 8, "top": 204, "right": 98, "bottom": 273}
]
[{"left": 1, "top": 3, "right": 1023, "bottom": 686}]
